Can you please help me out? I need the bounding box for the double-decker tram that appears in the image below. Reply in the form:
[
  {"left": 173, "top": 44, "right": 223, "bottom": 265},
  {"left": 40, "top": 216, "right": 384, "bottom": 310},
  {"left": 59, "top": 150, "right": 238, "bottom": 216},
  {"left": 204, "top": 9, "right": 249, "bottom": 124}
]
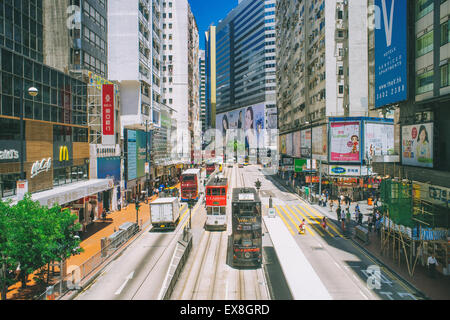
[
  {"left": 205, "top": 174, "right": 228, "bottom": 231},
  {"left": 180, "top": 168, "right": 201, "bottom": 202},
  {"left": 231, "top": 188, "right": 262, "bottom": 268},
  {"left": 205, "top": 161, "right": 217, "bottom": 178}
]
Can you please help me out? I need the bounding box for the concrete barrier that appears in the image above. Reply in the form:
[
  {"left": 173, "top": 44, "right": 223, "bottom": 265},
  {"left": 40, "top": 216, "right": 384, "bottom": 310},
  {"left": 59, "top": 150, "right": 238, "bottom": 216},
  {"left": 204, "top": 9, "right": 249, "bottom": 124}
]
[{"left": 158, "top": 228, "right": 193, "bottom": 300}]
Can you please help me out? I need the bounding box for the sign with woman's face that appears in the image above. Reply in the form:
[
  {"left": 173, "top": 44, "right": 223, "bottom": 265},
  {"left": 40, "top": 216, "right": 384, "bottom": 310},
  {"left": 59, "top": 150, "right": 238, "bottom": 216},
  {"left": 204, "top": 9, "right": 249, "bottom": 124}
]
[{"left": 402, "top": 123, "right": 433, "bottom": 168}]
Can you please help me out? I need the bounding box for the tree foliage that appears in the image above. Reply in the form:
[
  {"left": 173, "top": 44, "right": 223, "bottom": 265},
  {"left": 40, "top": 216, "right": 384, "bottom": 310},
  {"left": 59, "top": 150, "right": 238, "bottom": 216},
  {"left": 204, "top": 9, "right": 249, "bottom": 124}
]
[{"left": 0, "top": 194, "right": 82, "bottom": 300}]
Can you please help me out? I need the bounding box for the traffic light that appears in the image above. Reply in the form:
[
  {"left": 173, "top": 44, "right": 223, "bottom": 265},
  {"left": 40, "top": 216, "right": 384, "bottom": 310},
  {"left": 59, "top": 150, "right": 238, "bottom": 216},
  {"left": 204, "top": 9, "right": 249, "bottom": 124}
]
[{"left": 267, "top": 149, "right": 271, "bottom": 158}]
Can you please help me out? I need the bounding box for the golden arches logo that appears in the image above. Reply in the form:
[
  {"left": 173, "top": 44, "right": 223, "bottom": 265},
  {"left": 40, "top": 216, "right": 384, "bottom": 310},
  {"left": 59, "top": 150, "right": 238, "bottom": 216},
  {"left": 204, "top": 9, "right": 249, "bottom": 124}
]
[{"left": 59, "top": 146, "right": 69, "bottom": 162}]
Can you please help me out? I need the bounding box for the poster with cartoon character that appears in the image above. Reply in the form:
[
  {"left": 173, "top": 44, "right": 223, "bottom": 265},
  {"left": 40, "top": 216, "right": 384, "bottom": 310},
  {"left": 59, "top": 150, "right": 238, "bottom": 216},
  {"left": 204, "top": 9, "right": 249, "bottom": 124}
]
[{"left": 329, "top": 121, "right": 361, "bottom": 163}]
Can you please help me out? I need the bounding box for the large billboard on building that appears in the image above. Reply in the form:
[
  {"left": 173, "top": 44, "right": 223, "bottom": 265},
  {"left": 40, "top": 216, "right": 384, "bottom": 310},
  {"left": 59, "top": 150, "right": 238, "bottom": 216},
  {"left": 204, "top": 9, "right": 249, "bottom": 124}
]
[
  {"left": 364, "top": 122, "right": 395, "bottom": 160},
  {"left": 280, "top": 134, "right": 286, "bottom": 155},
  {"left": 402, "top": 123, "right": 434, "bottom": 168},
  {"left": 374, "top": 0, "right": 408, "bottom": 108},
  {"left": 136, "top": 130, "right": 148, "bottom": 179},
  {"left": 102, "top": 84, "right": 115, "bottom": 145},
  {"left": 329, "top": 121, "right": 361, "bottom": 163},
  {"left": 98, "top": 157, "right": 121, "bottom": 186},
  {"left": 312, "top": 125, "right": 327, "bottom": 159},
  {"left": 286, "top": 133, "right": 293, "bottom": 156},
  {"left": 127, "top": 130, "right": 137, "bottom": 181},
  {"left": 300, "top": 128, "right": 311, "bottom": 158},
  {"left": 293, "top": 131, "right": 301, "bottom": 158}
]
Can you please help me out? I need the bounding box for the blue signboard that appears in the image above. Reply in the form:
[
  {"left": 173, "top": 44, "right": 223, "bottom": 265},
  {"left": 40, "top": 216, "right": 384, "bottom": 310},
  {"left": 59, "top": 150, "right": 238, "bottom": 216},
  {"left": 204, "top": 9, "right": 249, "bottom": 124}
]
[
  {"left": 98, "top": 157, "right": 121, "bottom": 185},
  {"left": 374, "top": 0, "right": 408, "bottom": 108},
  {"left": 127, "top": 130, "right": 137, "bottom": 181}
]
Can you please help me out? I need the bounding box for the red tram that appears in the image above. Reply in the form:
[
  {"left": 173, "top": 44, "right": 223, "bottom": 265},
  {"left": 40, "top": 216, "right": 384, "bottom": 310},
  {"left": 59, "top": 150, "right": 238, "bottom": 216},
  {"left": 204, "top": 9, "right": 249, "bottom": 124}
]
[{"left": 205, "top": 174, "right": 228, "bottom": 231}]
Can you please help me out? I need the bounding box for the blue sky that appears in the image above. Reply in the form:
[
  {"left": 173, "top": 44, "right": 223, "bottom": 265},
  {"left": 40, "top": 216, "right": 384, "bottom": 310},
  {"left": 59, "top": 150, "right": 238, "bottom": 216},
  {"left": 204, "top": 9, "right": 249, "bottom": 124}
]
[{"left": 189, "top": 0, "right": 239, "bottom": 50}]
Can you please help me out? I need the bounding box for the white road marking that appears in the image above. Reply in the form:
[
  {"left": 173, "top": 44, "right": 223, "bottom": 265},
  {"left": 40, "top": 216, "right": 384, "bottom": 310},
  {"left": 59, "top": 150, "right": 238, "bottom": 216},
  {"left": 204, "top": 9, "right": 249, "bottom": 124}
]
[{"left": 115, "top": 271, "right": 135, "bottom": 295}]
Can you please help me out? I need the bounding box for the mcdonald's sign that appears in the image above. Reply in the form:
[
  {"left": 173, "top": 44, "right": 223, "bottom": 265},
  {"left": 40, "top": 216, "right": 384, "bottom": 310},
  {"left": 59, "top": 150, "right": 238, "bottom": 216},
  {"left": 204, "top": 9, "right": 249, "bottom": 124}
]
[{"left": 59, "top": 146, "right": 70, "bottom": 162}]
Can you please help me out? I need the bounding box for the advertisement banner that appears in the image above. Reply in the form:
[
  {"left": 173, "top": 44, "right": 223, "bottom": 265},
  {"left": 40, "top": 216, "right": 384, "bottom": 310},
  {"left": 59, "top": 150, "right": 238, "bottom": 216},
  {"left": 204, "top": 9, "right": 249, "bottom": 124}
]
[
  {"left": 286, "top": 133, "right": 293, "bottom": 157},
  {"left": 402, "top": 123, "right": 433, "bottom": 168},
  {"left": 216, "top": 103, "right": 266, "bottom": 151},
  {"left": 300, "top": 128, "right": 311, "bottom": 158},
  {"left": 98, "top": 157, "right": 121, "bottom": 185},
  {"left": 293, "top": 131, "right": 301, "bottom": 158},
  {"left": 102, "top": 84, "right": 115, "bottom": 145},
  {"left": 312, "top": 125, "right": 327, "bottom": 157},
  {"left": 364, "top": 122, "right": 395, "bottom": 160},
  {"left": 0, "top": 140, "right": 22, "bottom": 163},
  {"left": 329, "top": 165, "right": 361, "bottom": 176},
  {"left": 413, "top": 182, "right": 450, "bottom": 207},
  {"left": 329, "top": 121, "right": 361, "bottom": 163},
  {"left": 127, "top": 130, "right": 137, "bottom": 181},
  {"left": 280, "top": 135, "right": 286, "bottom": 155},
  {"left": 294, "top": 158, "right": 307, "bottom": 173},
  {"left": 374, "top": 0, "right": 408, "bottom": 108},
  {"left": 136, "top": 130, "right": 148, "bottom": 178}
]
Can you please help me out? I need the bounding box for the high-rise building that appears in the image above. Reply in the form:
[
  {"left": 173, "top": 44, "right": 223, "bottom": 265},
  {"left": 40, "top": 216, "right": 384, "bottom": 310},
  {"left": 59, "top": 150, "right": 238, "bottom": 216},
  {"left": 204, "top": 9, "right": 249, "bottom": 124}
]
[
  {"left": 369, "top": 0, "right": 450, "bottom": 184},
  {"left": 108, "top": 0, "right": 162, "bottom": 198},
  {"left": 160, "top": 0, "right": 199, "bottom": 162},
  {"left": 214, "top": 0, "right": 277, "bottom": 124},
  {"left": 199, "top": 50, "right": 207, "bottom": 133},
  {"left": 277, "top": 0, "right": 369, "bottom": 134},
  {"left": 205, "top": 25, "right": 216, "bottom": 129},
  {"left": 0, "top": 0, "right": 116, "bottom": 224}
]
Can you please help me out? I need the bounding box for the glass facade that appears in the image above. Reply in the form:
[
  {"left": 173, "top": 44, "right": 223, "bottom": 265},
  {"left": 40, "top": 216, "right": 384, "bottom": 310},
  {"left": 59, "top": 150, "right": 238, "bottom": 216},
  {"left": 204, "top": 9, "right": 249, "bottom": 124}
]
[
  {"left": 215, "top": 0, "right": 276, "bottom": 113},
  {"left": 0, "top": 0, "right": 44, "bottom": 63},
  {"left": 0, "top": 47, "right": 88, "bottom": 124}
]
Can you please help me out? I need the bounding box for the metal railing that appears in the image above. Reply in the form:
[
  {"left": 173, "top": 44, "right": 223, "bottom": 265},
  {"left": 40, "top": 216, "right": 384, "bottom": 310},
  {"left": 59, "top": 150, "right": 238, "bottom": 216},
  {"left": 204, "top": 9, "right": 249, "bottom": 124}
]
[{"left": 34, "top": 220, "right": 151, "bottom": 300}]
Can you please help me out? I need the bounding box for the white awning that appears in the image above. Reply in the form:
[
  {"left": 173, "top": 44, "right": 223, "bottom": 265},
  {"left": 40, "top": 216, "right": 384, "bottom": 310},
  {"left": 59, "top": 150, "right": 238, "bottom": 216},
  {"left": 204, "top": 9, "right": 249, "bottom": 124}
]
[{"left": 18, "top": 179, "right": 114, "bottom": 207}]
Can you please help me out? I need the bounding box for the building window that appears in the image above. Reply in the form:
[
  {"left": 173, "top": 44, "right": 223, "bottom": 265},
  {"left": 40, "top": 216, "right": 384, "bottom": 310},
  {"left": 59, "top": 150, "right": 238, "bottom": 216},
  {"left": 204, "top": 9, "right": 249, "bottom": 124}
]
[
  {"left": 416, "top": 31, "right": 433, "bottom": 56},
  {"left": 440, "top": 63, "right": 450, "bottom": 88},
  {"left": 441, "top": 20, "right": 450, "bottom": 46},
  {"left": 416, "top": 0, "right": 434, "bottom": 20},
  {"left": 416, "top": 70, "right": 434, "bottom": 94}
]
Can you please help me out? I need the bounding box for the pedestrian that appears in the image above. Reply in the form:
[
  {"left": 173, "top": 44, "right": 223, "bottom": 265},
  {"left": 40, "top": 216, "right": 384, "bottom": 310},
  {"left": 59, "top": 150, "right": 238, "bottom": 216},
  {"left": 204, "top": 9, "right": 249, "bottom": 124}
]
[
  {"left": 427, "top": 254, "right": 438, "bottom": 278},
  {"left": 338, "top": 194, "right": 341, "bottom": 207},
  {"left": 329, "top": 199, "right": 334, "bottom": 212},
  {"left": 336, "top": 206, "right": 342, "bottom": 222},
  {"left": 321, "top": 217, "right": 327, "bottom": 230},
  {"left": 367, "top": 214, "right": 373, "bottom": 232},
  {"left": 357, "top": 211, "right": 363, "bottom": 226},
  {"left": 346, "top": 207, "right": 351, "bottom": 225}
]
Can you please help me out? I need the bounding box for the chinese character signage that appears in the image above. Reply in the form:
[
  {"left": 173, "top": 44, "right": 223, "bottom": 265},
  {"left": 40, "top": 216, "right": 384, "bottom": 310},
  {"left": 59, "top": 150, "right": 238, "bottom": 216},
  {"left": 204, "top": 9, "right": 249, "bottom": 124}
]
[
  {"left": 374, "top": 0, "right": 408, "bottom": 108},
  {"left": 329, "top": 165, "right": 361, "bottom": 176},
  {"left": 102, "top": 84, "right": 115, "bottom": 145},
  {"left": 402, "top": 123, "right": 434, "bottom": 168}
]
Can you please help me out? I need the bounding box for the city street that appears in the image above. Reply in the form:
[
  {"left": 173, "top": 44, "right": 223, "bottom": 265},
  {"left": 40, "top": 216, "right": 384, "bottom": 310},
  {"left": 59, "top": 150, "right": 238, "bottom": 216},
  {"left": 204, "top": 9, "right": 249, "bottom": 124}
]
[{"left": 71, "top": 165, "right": 424, "bottom": 300}]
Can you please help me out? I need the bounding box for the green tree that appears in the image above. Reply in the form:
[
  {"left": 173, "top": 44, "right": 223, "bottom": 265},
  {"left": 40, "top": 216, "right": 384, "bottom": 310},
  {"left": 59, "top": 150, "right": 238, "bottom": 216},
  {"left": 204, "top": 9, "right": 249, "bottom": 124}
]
[
  {"left": 1, "top": 194, "right": 82, "bottom": 297},
  {"left": 0, "top": 200, "right": 16, "bottom": 300}
]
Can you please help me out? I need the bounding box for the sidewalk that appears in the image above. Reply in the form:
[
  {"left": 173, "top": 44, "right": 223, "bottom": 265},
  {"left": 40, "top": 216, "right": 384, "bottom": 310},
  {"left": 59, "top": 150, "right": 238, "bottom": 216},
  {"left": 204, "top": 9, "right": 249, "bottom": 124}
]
[
  {"left": 270, "top": 174, "right": 450, "bottom": 300},
  {"left": 5, "top": 195, "right": 158, "bottom": 300}
]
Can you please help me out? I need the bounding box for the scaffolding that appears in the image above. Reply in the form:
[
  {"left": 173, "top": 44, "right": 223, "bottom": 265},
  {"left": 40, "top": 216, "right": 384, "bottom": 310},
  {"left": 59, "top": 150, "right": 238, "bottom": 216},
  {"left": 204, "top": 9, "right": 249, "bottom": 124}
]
[{"left": 380, "top": 179, "right": 449, "bottom": 277}]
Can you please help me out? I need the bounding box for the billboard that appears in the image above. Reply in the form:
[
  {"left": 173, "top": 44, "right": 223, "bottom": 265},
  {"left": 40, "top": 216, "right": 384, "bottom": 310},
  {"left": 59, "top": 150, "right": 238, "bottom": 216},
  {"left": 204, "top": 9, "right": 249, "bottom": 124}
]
[
  {"left": 293, "top": 131, "right": 301, "bottom": 158},
  {"left": 294, "top": 158, "right": 307, "bottom": 173},
  {"left": 402, "top": 123, "right": 433, "bottom": 168},
  {"left": 300, "top": 128, "right": 311, "bottom": 158},
  {"left": 374, "top": 0, "right": 408, "bottom": 108},
  {"left": 216, "top": 103, "right": 266, "bottom": 150},
  {"left": 98, "top": 157, "right": 121, "bottom": 185},
  {"left": 286, "top": 133, "right": 293, "bottom": 156},
  {"left": 312, "top": 125, "right": 327, "bottom": 158},
  {"left": 102, "top": 84, "right": 115, "bottom": 145},
  {"left": 127, "top": 130, "right": 137, "bottom": 181},
  {"left": 280, "top": 135, "right": 286, "bottom": 155},
  {"left": 136, "top": 130, "right": 148, "bottom": 178},
  {"left": 329, "top": 121, "right": 361, "bottom": 163},
  {"left": 329, "top": 165, "right": 361, "bottom": 176},
  {"left": 364, "top": 122, "right": 395, "bottom": 160}
]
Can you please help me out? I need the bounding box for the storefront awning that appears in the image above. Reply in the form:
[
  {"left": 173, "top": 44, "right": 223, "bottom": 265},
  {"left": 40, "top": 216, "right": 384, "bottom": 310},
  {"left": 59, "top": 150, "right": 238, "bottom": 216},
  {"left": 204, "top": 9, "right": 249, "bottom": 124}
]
[{"left": 16, "top": 179, "right": 114, "bottom": 207}]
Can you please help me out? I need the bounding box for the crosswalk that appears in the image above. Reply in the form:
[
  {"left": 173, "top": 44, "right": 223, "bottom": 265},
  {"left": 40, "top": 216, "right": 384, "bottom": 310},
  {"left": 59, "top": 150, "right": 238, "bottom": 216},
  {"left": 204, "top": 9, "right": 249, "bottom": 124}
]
[{"left": 269, "top": 203, "right": 349, "bottom": 239}]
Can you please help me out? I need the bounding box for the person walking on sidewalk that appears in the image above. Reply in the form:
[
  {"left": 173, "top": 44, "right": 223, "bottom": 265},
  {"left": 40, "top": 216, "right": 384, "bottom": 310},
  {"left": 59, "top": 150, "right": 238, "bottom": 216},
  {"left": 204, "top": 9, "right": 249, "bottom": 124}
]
[
  {"left": 346, "top": 207, "right": 351, "bottom": 225},
  {"left": 367, "top": 214, "right": 373, "bottom": 232},
  {"left": 427, "top": 254, "right": 439, "bottom": 278},
  {"left": 336, "top": 206, "right": 342, "bottom": 222},
  {"left": 329, "top": 199, "right": 334, "bottom": 212}
]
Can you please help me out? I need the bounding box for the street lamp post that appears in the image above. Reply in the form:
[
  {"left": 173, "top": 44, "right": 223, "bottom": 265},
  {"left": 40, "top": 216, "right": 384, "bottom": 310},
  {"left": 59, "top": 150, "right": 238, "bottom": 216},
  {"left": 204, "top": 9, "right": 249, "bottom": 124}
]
[{"left": 20, "top": 86, "right": 39, "bottom": 179}]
